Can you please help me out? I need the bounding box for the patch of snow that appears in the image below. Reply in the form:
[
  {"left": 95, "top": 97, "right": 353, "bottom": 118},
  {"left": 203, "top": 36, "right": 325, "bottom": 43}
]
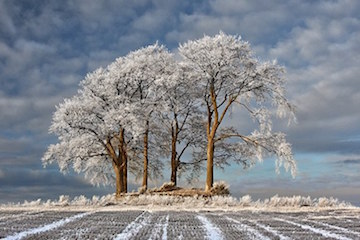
[
  {"left": 114, "top": 211, "right": 151, "bottom": 240},
  {"left": 225, "top": 216, "right": 271, "bottom": 240},
  {"left": 249, "top": 220, "right": 290, "bottom": 240},
  {"left": 274, "top": 217, "right": 352, "bottom": 240},
  {"left": 162, "top": 215, "right": 169, "bottom": 240},
  {"left": 197, "top": 215, "right": 224, "bottom": 240},
  {"left": 3, "top": 212, "right": 92, "bottom": 240},
  {"left": 148, "top": 215, "right": 168, "bottom": 240},
  {"left": 305, "top": 219, "right": 360, "bottom": 237}
]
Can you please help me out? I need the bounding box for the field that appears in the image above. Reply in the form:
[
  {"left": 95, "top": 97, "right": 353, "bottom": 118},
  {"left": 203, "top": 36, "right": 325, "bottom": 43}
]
[{"left": 1, "top": 208, "right": 360, "bottom": 240}]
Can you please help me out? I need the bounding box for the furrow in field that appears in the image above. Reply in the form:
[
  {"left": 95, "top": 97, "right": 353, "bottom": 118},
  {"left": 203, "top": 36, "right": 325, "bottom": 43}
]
[
  {"left": 197, "top": 214, "right": 224, "bottom": 240},
  {"left": 274, "top": 217, "right": 353, "bottom": 240},
  {"left": 3, "top": 212, "right": 92, "bottom": 240},
  {"left": 0, "top": 212, "right": 77, "bottom": 238},
  {"left": 114, "top": 211, "right": 151, "bottom": 240},
  {"left": 0, "top": 211, "right": 45, "bottom": 226},
  {"left": 225, "top": 216, "right": 271, "bottom": 240},
  {"left": 298, "top": 218, "right": 360, "bottom": 238},
  {"left": 248, "top": 219, "right": 291, "bottom": 240},
  {"left": 147, "top": 214, "right": 169, "bottom": 240}
]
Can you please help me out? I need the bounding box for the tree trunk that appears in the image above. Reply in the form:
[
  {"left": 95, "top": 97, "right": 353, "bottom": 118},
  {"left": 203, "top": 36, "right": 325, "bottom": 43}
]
[
  {"left": 119, "top": 128, "right": 127, "bottom": 193},
  {"left": 142, "top": 120, "right": 149, "bottom": 190},
  {"left": 123, "top": 150, "right": 127, "bottom": 193},
  {"left": 205, "top": 137, "right": 215, "bottom": 192},
  {"left": 113, "top": 163, "right": 124, "bottom": 198},
  {"left": 170, "top": 131, "right": 177, "bottom": 185},
  {"left": 205, "top": 81, "right": 218, "bottom": 192}
]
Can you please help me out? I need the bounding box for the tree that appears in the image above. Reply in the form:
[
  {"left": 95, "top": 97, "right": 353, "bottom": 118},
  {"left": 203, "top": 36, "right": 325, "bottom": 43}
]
[
  {"left": 155, "top": 66, "right": 204, "bottom": 185},
  {"left": 43, "top": 68, "right": 133, "bottom": 197},
  {"left": 43, "top": 44, "right": 177, "bottom": 196},
  {"left": 113, "top": 43, "right": 175, "bottom": 190},
  {"left": 179, "top": 32, "right": 297, "bottom": 191}
]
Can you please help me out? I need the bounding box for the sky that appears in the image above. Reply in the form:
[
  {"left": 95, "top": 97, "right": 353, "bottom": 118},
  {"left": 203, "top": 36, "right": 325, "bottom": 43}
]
[{"left": 0, "top": 0, "right": 360, "bottom": 205}]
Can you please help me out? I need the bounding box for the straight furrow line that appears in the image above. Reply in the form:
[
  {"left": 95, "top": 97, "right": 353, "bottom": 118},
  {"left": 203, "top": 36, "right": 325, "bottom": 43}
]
[
  {"left": 0, "top": 211, "right": 44, "bottom": 225},
  {"left": 249, "top": 220, "right": 290, "bottom": 240},
  {"left": 305, "top": 219, "right": 360, "bottom": 237},
  {"left": 274, "top": 218, "right": 352, "bottom": 240},
  {"left": 114, "top": 211, "right": 151, "bottom": 240},
  {"left": 225, "top": 216, "right": 271, "bottom": 240},
  {"left": 3, "top": 212, "right": 93, "bottom": 240},
  {"left": 197, "top": 215, "right": 224, "bottom": 240}
]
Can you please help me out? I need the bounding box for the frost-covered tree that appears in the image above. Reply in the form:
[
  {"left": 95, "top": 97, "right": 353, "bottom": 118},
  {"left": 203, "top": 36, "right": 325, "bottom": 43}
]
[
  {"left": 116, "top": 43, "right": 175, "bottom": 190},
  {"left": 43, "top": 44, "right": 177, "bottom": 196},
  {"left": 179, "top": 32, "right": 297, "bottom": 191},
  {"left": 43, "top": 68, "right": 134, "bottom": 197},
  {"left": 155, "top": 66, "right": 205, "bottom": 186}
]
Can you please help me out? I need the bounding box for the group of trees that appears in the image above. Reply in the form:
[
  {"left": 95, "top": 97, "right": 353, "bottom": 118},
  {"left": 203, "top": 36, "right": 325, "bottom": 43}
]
[{"left": 43, "top": 32, "right": 297, "bottom": 197}]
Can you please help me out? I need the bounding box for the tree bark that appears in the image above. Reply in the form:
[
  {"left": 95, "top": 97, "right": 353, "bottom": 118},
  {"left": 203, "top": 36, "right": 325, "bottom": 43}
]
[
  {"left": 123, "top": 148, "right": 128, "bottom": 193},
  {"left": 113, "top": 162, "right": 124, "bottom": 198},
  {"left": 205, "top": 137, "right": 214, "bottom": 191},
  {"left": 119, "top": 128, "right": 127, "bottom": 193},
  {"left": 205, "top": 81, "right": 217, "bottom": 192},
  {"left": 170, "top": 130, "right": 177, "bottom": 185},
  {"left": 142, "top": 120, "right": 149, "bottom": 190}
]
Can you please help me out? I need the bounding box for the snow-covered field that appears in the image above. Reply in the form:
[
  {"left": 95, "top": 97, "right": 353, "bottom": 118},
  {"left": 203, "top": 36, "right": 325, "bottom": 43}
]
[
  {"left": 1, "top": 208, "right": 360, "bottom": 239},
  {"left": 1, "top": 195, "right": 359, "bottom": 239}
]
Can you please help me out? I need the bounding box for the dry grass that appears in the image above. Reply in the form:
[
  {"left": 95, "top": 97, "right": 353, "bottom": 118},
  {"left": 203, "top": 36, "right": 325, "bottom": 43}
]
[{"left": 150, "top": 187, "right": 212, "bottom": 197}]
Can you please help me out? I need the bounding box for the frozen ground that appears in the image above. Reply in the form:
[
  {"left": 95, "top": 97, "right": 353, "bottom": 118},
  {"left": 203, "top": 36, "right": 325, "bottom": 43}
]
[
  {"left": 1, "top": 208, "right": 360, "bottom": 239},
  {"left": 1, "top": 195, "right": 359, "bottom": 239}
]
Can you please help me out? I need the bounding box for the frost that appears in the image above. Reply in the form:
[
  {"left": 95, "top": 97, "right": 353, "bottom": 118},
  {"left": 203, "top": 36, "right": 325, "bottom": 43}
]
[
  {"left": 3, "top": 212, "right": 92, "bottom": 240},
  {"left": 1, "top": 194, "right": 355, "bottom": 211},
  {"left": 275, "top": 217, "right": 353, "bottom": 240},
  {"left": 211, "top": 181, "right": 230, "bottom": 195},
  {"left": 197, "top": 215, "right": 224, "bottom": 240},
  {"left": 114, "top": 212, "right": 151, "bottom": 240}
]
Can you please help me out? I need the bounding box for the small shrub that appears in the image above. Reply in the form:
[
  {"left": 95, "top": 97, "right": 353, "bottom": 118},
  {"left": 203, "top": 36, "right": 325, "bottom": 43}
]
[
  {"left": 138, "top": 186, "right": 147, "bottom": 194},
  {"left": 211, "top": 181, "right": 230, "bottom": 195},
  {"left": 158, "top": 182, "right": 176, "bottom": 191}
]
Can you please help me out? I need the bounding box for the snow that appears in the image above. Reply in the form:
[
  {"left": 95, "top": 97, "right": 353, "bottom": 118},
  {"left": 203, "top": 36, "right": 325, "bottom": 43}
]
[
  {"left": 162, "top": 215, "right": 169, "bottom": 240},
  {"left": 114, "top": 211, "right": 151, "bottom": 240},
  {"left": 274, "top": 217, "right": 353, "bottom": 240},
  {"left": 148, "top": 215, "right": 168, "bottom": 240},
  {"left": 305, "top": 219, "right": 360, "bottom": 237},
  {"left": 3, "top": 212, "right": 92, "bottom": 240},
  {"left": 1, "top": 194, "right": 355, "bottom": 212},
  {"left": 225, "top": 216, "right": 271, "bottom": 240},
  {"left": 249, "top": 220, "right": 290, "bottom": 240},
  {"left": 197, "top": 215, "right": 224, "bottom": 240},
  {"left": 1, "top": 209, "right": 360, "bottom": 239}
]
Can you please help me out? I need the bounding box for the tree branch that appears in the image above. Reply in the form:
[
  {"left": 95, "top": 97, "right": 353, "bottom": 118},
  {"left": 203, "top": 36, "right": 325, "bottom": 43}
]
[{"left": 214, "top": 133, "right": 272, "bottom": 153}]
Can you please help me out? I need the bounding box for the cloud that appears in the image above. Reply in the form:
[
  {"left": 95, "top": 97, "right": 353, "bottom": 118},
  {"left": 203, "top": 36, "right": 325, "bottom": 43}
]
[
  {"left": 0, "top": 0, "right": 360, "bottom": 204},
  {"left": 272, "top": 16, "right": 360, "bottom": 153},
  {"left": 342, "top": 159, "right": 360, "bottom": 164}
]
